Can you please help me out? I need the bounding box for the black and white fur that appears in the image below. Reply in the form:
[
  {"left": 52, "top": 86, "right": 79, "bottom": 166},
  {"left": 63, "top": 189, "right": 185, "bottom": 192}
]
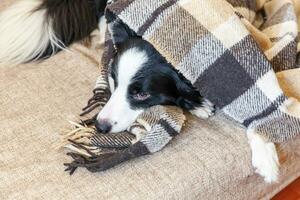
[
  {"left": 0, "top": 0, "right": 279, "bottom": 183},
  {"left": 96, "top": 32, "right": 215, "bottom": 133},
  {"left": 0, "top": 0, "right": 106, "bottom": 64}
]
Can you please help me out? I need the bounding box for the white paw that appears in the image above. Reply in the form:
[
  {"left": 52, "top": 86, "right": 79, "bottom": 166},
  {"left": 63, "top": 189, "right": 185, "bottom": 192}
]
[
  {"left": 127, "top": 119, "right": 149, "bottom": 143},
  {"left": 190, "top": 99, "right": 215, "bottom": 119},
  {"left": 248, "top": 132, "right": 280, "bottom": 183}
]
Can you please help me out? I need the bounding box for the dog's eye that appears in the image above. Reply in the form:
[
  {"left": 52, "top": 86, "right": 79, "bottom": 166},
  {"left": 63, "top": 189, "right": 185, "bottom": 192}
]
[{"left": 132, "top": 92, "right": 150, "bottom": 101}]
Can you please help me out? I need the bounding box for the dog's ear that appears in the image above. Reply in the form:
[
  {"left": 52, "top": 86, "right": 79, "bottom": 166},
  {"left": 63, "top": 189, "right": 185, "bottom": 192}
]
[
  {"left": 106, "top": 11, "right": 137, "bottom": 48},
  {"left": 173, "top": 72, "right": 203, "bottom": 110}
]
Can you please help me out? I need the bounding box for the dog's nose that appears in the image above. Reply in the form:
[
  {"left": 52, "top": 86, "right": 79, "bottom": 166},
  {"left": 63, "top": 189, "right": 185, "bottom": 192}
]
[{"left": 95, "top": 119, "right": 112, "bottom": 133}]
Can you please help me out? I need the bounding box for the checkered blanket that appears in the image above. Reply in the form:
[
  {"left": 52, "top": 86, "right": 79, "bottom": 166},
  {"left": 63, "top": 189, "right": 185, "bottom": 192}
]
[
  {"left": 106, "top": 0, "right": 300, "bottom": 142},
  {"left": 64, "top": 0, "right": 300, "bottom": 173}
]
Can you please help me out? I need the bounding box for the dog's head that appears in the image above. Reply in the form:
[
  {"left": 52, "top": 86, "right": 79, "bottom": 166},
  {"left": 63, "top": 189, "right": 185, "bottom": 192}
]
[{"left": 95, "top": 20, "right": 203, "bottom": 133}]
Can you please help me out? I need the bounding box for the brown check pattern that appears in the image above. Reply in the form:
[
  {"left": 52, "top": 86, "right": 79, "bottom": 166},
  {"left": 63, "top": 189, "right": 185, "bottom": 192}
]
[{"left": 64, "top": 0, "right": 300, "bottom": 172}]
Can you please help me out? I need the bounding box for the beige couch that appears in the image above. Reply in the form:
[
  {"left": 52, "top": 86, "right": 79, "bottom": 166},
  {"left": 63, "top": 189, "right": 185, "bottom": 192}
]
[{"left": 1, "top": 1, "right": 300, "bottom": 199}]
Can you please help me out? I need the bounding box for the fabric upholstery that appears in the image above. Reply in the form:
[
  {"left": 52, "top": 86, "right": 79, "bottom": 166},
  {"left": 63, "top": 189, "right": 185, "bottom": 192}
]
[{"left": 1, "top": 1, "right": 300, "bottom": 199}]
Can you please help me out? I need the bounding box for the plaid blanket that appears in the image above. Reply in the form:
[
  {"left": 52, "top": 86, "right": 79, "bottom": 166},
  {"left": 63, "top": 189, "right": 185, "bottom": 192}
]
[
  {"left": 64, "top": 0, "right": 300, "bottom": 172},
  {"left": 106, "top": 0, "right": 300, "bottom": 142}
]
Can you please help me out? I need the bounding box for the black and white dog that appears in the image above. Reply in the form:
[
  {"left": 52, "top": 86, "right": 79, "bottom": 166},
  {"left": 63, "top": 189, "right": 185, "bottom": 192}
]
[{"left": 0, "top": 0, "right": 279, "bottom": 183}]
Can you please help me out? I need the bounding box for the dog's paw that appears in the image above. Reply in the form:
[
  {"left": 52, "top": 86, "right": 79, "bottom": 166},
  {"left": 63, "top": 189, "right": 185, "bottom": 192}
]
[
  {"left": 248, "top": 132, "right": 280, "bottom": 183},
  {"left": 190, "top": 99, "right": 215, "bottom": 119},
  {"left": 252, "top": 142, "right": 280, "bottom": 183}
]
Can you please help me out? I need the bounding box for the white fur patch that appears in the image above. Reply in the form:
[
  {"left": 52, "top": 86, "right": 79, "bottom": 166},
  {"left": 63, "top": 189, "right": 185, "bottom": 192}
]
[
  {"left": 247, "top": 129, "right": 280, "bottom": 183},
  {"left": 117, "top": 47, "right": 148, "bottom": 87},
  {"left": 0, "top": 0, "right": 62, "bottom": 64},
  {"left": 190, "top": 99, "right": 215, "bottom": 119},
  {"left": 97, "top": 48, "right": 148, "bottom": 133}
]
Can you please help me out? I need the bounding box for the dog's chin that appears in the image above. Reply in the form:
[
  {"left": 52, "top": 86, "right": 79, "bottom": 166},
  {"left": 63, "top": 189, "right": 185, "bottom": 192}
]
[{"left": 109, "top": 126, "right": 129, "bottom": 134}]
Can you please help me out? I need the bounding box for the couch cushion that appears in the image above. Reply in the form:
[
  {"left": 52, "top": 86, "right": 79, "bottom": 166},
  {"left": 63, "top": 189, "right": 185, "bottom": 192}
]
[{"left": 1, "top": 1, "right": 300, "bottom": 199}]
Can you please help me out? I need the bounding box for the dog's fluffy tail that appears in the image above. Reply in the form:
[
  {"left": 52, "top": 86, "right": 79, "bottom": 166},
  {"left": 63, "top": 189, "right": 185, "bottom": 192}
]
[{"left": 0, "top": 0, "right": 106, "bottom": 65}]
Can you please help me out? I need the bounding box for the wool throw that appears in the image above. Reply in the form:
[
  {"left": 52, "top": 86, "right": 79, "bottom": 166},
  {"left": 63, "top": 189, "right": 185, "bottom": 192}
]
[{"left": 64, "top": 0, "right": 300, "bottom": 173}]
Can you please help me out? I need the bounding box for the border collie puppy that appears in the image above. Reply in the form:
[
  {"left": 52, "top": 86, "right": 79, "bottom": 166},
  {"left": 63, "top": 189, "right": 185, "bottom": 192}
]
[
  {"left": 0, "top": 0, "right": 278, "bottom": 183},
  {"left": 95, "top": 20, "right": 215, "bottom": 133}
]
